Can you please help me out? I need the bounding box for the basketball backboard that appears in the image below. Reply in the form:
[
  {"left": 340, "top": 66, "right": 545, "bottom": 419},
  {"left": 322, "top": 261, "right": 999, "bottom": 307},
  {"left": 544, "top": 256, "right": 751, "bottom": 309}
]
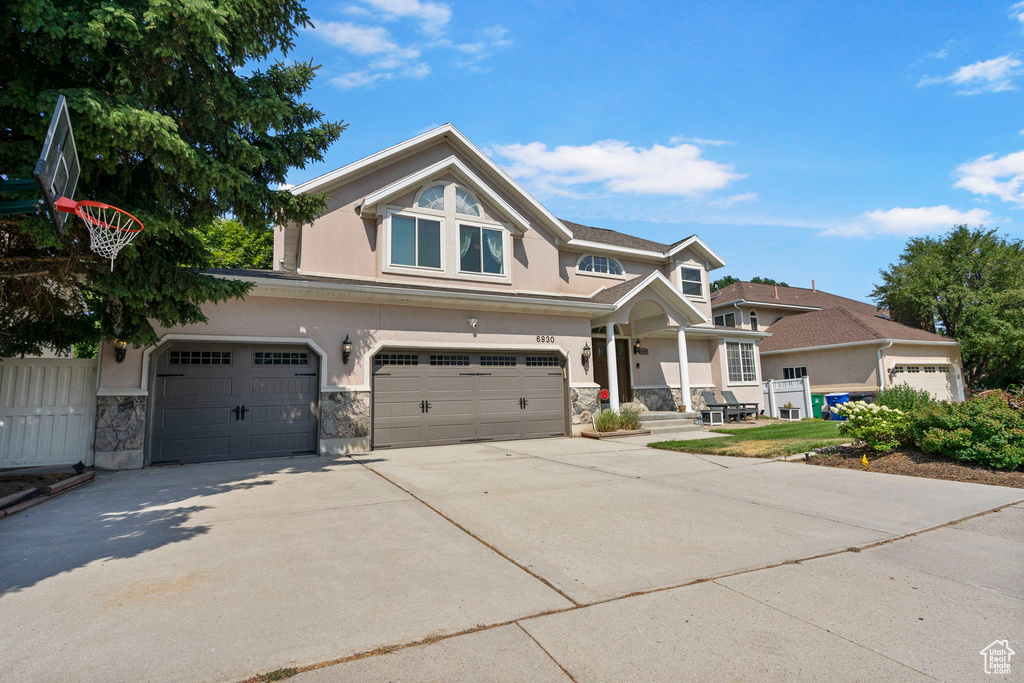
[{"left": 32, "top": 95, "right": 80, "bottom": 234}]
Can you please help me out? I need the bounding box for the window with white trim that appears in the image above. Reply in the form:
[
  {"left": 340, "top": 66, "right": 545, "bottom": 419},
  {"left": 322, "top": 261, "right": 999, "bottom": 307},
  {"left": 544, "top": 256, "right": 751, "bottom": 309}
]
[
  {"left": 455, "top": 188, "right": 480, "bottom": 216},
  {"left": 417, "top": 185, "right": 445, "bottom": 211},
  {"left": 714, "top": 312, "right": 737, "bottom": 327},
  {"left": 459, "top": 224, "right": 504, "bottom": 274},
  {"left": 726, "top": 341, "right": 757, "bottom": 383},
  {"left": 782, "top": 366, "right": 807, "bottom": 380},
  {"left": 680, "top": 267, "right": 703, "bottom": 297},
  {"left": 578, "top": 255, "right": 623, "bottom": 276},
  {"left": 390, "top": 215, "right": 441, "bottom": 269},
  {"left": 749, "top": 311, "right": 759, "bottom": 331}
]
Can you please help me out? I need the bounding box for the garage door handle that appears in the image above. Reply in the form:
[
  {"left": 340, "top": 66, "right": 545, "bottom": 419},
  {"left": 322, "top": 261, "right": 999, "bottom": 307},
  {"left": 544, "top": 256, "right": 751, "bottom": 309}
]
[
  {"left": 420, "top": 400, "right": 432, "bottom": 413},
  {"left": 231, "top": 405, "right": 241, "bottom": 421},
  {"left": 239, "top": 405, "right": 248, "bottom": 421}
]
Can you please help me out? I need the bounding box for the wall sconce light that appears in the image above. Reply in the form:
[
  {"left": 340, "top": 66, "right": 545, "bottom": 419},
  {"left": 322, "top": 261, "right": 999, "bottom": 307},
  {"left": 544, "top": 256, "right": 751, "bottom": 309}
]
[
  {"left": 581, "top": 343, "right": 591, "bottom": 364},
  {"left": 633, "top": 339, "right": 642, "bottom": 355},
  {"left": 467, "top": 317, "right": 478, "bottom": 329},
  {"left": 341, "top": 334, "right": 352, "bottom": 364},
  {"left": 113, "top": 339, "right": 128, "bottom": 364}
]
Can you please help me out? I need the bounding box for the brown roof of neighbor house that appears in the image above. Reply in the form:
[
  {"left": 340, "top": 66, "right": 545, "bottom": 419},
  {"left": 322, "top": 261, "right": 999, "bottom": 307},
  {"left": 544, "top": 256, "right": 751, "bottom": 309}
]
[
  {"left": 588, "top": 275, "right": 648, "bottom": 303},
  {"left": 711, "top": 281, "right": 884, "bottom": 316},
  {"left": 760, "top": 307, "right": 955, "bottom": 352},
  {"left": 560, "top": 219, "right": 688, "bottom": 253}
]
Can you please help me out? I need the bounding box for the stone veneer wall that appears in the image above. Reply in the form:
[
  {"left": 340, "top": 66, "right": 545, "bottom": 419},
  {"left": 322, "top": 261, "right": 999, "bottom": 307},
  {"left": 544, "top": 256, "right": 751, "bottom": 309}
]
[
  {"left": 94, "top": 395, "right": 147, "bottom": 469},
  {"left": 570, "top": 386, "right": 599, "bottom": 427},
  {"left": 631, "top": 387, "right": 709, "bottom": 412},
  {"left": 320, "top": 391, "right": 371, "bottom": 441}
]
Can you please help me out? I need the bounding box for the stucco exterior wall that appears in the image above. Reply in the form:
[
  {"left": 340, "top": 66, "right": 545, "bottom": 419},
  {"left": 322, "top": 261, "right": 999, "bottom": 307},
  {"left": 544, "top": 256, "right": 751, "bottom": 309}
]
[
  {"left": 98, "top": 294, "right": 596, "bottom": 392},
  {"left": 761, "top": 345, "right": 881, "bottom": 394}
]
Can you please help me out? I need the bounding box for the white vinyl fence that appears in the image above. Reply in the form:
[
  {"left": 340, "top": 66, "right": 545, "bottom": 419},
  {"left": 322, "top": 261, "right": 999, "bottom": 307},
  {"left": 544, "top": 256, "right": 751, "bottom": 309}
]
[
  {"left": 762, "top": 377, "right": 813, "bottom": 419},
  {"left": 0, "top": 358, "right": 97, "bottom": 467}
]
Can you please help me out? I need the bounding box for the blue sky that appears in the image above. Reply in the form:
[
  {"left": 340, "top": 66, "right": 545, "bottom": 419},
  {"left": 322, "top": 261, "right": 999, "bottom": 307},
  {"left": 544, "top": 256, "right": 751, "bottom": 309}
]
[{"left": 281, "top": 0, "right": 1024, "bottom": 300}]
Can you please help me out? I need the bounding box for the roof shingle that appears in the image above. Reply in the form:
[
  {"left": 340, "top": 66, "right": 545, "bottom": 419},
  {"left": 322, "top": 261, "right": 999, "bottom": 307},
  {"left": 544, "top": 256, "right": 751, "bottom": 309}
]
[
  {"left": 712, "top": 281, "right": 883, "bottom": 316},
  {"left": 560, "top": 219, "right": 681, "bottom": 253},
  {"left": 760, "top": 307, "right": 954, "bottom": 352}
]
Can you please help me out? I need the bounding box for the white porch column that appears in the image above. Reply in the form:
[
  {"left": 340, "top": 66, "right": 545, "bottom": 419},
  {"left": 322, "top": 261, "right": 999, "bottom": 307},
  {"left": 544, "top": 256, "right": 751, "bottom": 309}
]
[
  {"left": 676, "top": 326, "right": 691, "bottom": 411},
  {"left": 606, "top": 333, "right": 620, "bottom": 412}
]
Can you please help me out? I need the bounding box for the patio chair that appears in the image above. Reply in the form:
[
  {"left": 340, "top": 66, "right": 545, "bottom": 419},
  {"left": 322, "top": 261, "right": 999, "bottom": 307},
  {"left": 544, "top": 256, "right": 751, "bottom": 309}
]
[
  {"left": 721, "top": 391, "right": 759, "bottom": 421},
  {"left": 700, "top": 390, "right": 744, "bottom": 422}
]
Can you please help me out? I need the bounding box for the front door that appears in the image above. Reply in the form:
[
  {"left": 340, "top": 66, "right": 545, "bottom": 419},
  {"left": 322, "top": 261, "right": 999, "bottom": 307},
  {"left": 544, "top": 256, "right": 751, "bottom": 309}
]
[{"left": 592, "top": 338, "right": 632, "bottom": 404}]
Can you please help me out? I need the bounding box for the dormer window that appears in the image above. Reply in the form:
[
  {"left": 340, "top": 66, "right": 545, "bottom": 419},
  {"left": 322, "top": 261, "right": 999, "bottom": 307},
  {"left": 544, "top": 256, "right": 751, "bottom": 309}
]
[
  {"left": 455, "top": 188, "right": 481, "bottom": 216},
  {"left": 578, "top": 255, "right": 623, "bottom": 276},
  {"left": 417, "top": 185, "right": 445, "bottom": 211},
  {"left": 680, "top": 267, "right": 703, "bottom": 297}
]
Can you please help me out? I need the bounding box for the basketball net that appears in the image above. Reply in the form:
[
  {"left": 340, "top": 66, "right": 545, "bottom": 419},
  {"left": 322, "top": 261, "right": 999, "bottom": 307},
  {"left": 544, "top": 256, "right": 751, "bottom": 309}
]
[{"left": 55, "top": 197, "right": 144, "bottom": 270}]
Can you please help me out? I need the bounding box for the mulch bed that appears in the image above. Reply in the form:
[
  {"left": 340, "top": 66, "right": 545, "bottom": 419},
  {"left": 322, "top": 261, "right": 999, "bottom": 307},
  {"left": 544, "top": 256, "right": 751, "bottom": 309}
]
[
  {"left": 0, "top": 474, "right": 70, "bottom": 499},
  {"left": 806, "top": 446, "right": 1024, "bottom": 489}
]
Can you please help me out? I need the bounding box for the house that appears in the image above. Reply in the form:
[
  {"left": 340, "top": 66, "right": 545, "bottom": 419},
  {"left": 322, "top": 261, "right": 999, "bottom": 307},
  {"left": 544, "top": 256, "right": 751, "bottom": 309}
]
[
  {"left": 710, "top": 280, "right": 964, "bottom": 402},
  {"left": 92, "top": 124, "right": 768, "bottom": 469}
]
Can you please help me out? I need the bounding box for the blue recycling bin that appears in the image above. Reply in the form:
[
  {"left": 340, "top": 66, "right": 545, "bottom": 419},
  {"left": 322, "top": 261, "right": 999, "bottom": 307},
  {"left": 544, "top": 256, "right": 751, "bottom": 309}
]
[{"left": 824, "top": 392, "right": 851, "bottom": 421}]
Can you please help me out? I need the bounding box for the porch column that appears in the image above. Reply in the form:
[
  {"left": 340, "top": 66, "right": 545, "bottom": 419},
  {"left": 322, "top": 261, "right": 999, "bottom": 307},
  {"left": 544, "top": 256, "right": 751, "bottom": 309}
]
[
  {"left": 606, "top": 333, "right": 620, "bottom": 412},
  {"left": 676, "top": 326, "right": 691, "bottom": 411}
]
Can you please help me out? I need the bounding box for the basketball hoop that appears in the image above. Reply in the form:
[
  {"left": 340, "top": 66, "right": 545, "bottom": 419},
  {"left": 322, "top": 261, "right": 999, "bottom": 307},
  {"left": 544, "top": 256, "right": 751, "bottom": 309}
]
[{"left": 55, "top": 196, "right": 144, "bottom": 270}]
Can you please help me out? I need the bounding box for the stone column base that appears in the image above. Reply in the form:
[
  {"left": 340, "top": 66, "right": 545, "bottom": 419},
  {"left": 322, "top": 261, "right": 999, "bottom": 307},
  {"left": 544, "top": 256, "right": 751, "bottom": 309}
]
[{"left": 94, "top": 449, "right": 145, "bottom": 470}]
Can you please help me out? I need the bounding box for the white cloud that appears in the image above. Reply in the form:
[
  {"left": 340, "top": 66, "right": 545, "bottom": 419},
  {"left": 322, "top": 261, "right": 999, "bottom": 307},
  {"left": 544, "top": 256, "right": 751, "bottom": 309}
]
[
  {"left": 841, "top": 206, "right": 994, "bottom": 237},
  {"left": 316, "top": 22, "right": 416, "bottom": 57},
  {"left": 359, "top": 0, "right": 452, "bottom": 36},
  {"left": 1012, "top": 1, "right": 1024, "bottom": 31},
  {"left": 706, "top": 192, "right": 758, "bottom": 208},
  {"left": 919, "top": 54, "right": 1023, "bottom": 94},
  {"left": 490, "top": 139, "right": 744, "bottom": 198},
  {"left": 330, "top": 70, "right": 393, "bottom": 89},
  {"left": 669, "top": 136, "right": 734, "bottom": 146},
  {"left": 954, "top": 149, "right": 1024, "bottom": 204}
]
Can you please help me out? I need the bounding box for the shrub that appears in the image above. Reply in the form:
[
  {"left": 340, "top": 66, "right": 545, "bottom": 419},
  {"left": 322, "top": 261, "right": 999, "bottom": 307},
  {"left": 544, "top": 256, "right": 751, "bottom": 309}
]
[
  {"left": 618, "top": 404, "right": 643, "bottom": 431},
  {"left": 836, "top": 401, "right": 912, "bottom": 453},
  {"left": 594, "top": 409, "right": 620, "bottom": 432},
  {"left": 913, "top": 394, "right": 1024, "bottom": 470},
  {"left": 876, "top": 383, "right": 935, "bottom": 412}
]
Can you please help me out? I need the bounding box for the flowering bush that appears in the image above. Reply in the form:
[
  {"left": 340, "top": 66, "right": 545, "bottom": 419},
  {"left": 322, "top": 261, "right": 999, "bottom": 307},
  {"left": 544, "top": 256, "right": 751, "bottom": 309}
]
[
  {"left": 913, "top": 393, "right": 1024, "bottom": 470},
  {"left": 836, "top": 401, "right": 912, "bottom": 453}
]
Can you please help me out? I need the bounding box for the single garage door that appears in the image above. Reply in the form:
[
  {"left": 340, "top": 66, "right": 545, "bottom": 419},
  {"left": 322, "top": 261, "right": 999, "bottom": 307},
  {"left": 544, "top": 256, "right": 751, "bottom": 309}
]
[
  {"left": 372, "top": 351, "right": 566, "bottom": 449},
  {"left": 150, "top": 344, "right": 319, "bottom": 464},
  {"left": 891, "top": 364, "right": 955, "bottom": 402}
]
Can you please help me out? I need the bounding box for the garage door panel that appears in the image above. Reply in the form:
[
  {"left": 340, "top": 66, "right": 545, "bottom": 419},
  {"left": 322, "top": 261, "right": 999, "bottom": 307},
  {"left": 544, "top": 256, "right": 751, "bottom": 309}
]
[
  {"left": 372, "top": 350, "right": 566, "bottom": 450},
  {"left": 892, "top": 365, "right": 955, "bottom": 402},
  {"left": 159, "top": 377, "right": 234, "bottom": 398},
  {"left": 150, "top": 344, "right": 319, "bottom": 465}
]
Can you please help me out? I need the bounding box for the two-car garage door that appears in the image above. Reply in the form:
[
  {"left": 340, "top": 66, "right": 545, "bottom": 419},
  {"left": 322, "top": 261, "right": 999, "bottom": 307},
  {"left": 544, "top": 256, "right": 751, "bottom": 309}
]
[{"left": 372, "top": 351, "right": 567, "bottom": 449}]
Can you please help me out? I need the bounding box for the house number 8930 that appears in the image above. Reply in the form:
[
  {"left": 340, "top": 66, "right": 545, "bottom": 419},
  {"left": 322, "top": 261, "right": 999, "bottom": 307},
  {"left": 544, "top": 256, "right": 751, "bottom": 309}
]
[{"left": 536, "top": 335, "right": 555, "bottom": 343}]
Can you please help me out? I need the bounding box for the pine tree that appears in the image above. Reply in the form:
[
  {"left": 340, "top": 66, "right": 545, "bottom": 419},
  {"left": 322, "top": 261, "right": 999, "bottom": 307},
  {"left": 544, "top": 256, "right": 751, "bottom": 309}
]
[{"left": 0, "top": 0, "right": 344, "bottom": 355}]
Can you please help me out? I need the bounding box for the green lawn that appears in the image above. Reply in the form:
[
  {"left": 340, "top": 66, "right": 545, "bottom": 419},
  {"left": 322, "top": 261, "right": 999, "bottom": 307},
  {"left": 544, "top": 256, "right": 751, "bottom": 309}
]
[{"left": 649, "top": 420, "right": 847, "bottom": 458}]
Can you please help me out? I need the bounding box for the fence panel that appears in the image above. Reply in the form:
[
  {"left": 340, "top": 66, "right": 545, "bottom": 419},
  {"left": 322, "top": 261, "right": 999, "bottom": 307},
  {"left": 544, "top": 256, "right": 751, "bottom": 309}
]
[
  {"left": 0, "top": 358, "right": 97, "bottom": 467},
  {"left": 762, "top": 377, "right": 812, "bottom": 419}
]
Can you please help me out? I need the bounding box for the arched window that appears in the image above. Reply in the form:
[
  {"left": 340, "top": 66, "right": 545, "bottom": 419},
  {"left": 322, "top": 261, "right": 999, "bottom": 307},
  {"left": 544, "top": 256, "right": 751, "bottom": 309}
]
[
  {"left": 417, "top": 185, "right": 445, "bottom": 211},
  {"left": 590, "top": 325, "right": 623, "bottom": 335},
  {"left": 579, "top": 255, "right": 623, "bottom": 276},
  {"left": 455, "top": 187, "right": 481, "bottom": 216},
  {"left": 749, "top": 311, "right": 759, "bottom": 331}
]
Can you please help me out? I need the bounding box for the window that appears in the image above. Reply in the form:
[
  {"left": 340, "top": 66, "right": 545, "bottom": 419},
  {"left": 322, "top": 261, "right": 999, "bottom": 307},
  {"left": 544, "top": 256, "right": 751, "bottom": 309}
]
[
  {"left": 254, "top": 351, "right": 308, "bottom": 365},
  {"left": 578, "top": 255, "right": 623, "bottom": 276},
  {"left": 417, "top": 185, "right": 445, "bottom": 211},
  {"left": 455, "top": 188, "right": 480, "bottom": 216},
  {"left": 430, "top": 355, "right": 469, "bottom": 366},
  {"left": 169, "top": 350, "right": 231, "bottom": 365},
  {"left": 591, "top": 325, "right": 623, "bottom": 335},
  {"left": 905, "top": 366, "right": 921, "bottom": 374},
  {"left": 680, "top": 267, "right": 703, "bottom": 297},
  {"left": 782, "top": 366, "right": 807, "bottom": 380},
  {"left": 924, "top": 366, "right": 938, "bottom": 373},
  {"left": 713, "top": 313, "right": 737, "bottom": 328},
  {"left": 375, "top": 353, "right": 419, "bottom": 366},
  {"left": 726, "top": 341, "right": 757, "bottom": 383},
  {"left": 480, "top": 355, "right": 516, "bottom": 366},
  {"left": 459, "top": 225, "right": 504, "bottom": 274},
  {"left": 749, "top": 311, "right": 759, "bottom": 332},
  {"left": 391, "top": 215, "right": 441, "bottom": 269},
  {"left": 526, "top": 356, "right": 560, "bottom": 367}
]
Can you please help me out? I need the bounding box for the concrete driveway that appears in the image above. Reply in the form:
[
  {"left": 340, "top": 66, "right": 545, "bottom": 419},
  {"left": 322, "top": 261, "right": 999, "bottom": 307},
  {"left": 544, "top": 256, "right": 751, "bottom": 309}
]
[{"left": 1, "top": 436, "right": 1021, "bottom": 682}]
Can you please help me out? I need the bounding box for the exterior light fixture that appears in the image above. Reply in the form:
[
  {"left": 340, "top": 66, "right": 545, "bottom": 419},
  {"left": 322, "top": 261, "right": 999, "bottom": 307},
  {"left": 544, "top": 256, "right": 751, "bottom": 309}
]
[
  {"left": 633, "top": 339, "right": 642, "bottom": 355},
  {"left": 467, "top": 317, "right": 479, "bottom": 329},
  {"left": 341, "top": 334, "right": 353, "bottom": 364},
  {"left": 582, "top": 343, "right": 591, "bottom": 364},
  {"left": 113, "top": 339, "right": 128, "bottom": 363}
]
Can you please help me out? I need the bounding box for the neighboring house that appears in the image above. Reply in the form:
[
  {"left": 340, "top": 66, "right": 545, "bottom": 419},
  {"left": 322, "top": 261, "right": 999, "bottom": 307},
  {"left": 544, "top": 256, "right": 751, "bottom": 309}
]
[
  {"left": 710, "top": 281, "right": 964, "bottom": 402},
  {"left": 93, "top": 124, "right": 767, "bottom": 469}
]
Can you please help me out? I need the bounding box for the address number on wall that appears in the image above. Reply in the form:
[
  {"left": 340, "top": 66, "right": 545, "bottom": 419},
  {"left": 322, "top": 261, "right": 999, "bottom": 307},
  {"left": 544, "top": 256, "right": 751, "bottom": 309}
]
[{"left": 536, "top": 335, "right": 555, "bottom": 343}]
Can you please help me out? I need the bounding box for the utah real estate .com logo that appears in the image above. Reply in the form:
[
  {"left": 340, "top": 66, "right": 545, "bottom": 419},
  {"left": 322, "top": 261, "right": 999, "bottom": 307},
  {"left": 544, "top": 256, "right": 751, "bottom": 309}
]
[{"left": 980, "top": 640, "right": 1014, "bottom": 675}]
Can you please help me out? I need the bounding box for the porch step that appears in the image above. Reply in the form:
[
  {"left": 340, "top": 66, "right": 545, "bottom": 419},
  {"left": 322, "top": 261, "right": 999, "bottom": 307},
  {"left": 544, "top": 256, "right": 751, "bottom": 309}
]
[
  {"left": 640, "top": 417, "right": 703, "bottom": 434},
  {"left": 639, "top": 411, "right": 699, "bottom": 421}
]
